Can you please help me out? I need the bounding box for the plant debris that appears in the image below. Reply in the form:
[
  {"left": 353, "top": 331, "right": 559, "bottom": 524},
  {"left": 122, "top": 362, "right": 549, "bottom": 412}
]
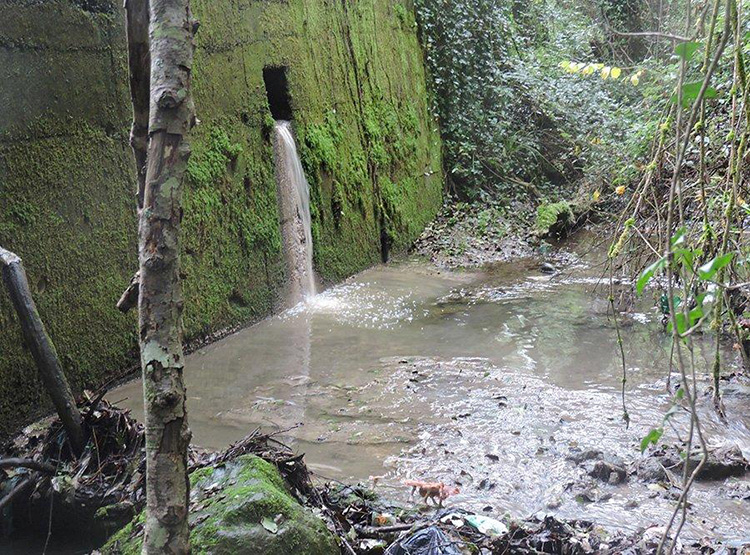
[{"left": 0, "top": 392, "right": 146, "bottom": 544}]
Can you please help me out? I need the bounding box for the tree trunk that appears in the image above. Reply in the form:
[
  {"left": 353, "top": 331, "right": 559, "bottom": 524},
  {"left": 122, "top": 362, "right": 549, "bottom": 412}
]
[
  {"left": 124, "top": 0, "right": 197, "bottom": 552},
  {"left": 0, "top": 247, "right": 85, "bottom": 455},
  {"left": 125, "top": 0, "right": 151, "bottom": 211}
]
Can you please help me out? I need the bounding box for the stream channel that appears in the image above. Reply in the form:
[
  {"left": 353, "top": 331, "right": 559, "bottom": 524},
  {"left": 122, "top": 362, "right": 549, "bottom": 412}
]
[{"left": 109, "top": 233, "right": 750, "bottom": 545}]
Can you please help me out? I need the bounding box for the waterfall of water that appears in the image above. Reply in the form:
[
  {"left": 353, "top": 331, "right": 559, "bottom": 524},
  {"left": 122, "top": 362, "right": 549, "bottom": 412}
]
[{"left": 273, "top": 120, "right": 316, "bottom": 303}]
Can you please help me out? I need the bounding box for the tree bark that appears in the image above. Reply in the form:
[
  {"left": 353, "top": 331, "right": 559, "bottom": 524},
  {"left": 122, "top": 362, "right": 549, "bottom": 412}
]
[
  {"left": 0, "top": 247, "right": 85, "bottom": 455},
  {"left": 125, "top": 0, "right": 197, "bottom": 552},
  {"left": 125, "top": 0, "right": 151, "bottom": 211},
  {"left": 117, "top": 271, "right": 140, "bottom": 313}
]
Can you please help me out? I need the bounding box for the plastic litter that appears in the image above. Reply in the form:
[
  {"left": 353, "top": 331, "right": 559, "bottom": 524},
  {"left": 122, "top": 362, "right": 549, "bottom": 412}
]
[
  {"left": 439, "top": 512, "right": 465, "bottom": 528},
  {"left": 464, "top": 514, "right": 508, "bottom": 536},
  {"left": 384, "top": 525, "right": 463, "bottom": 555}
]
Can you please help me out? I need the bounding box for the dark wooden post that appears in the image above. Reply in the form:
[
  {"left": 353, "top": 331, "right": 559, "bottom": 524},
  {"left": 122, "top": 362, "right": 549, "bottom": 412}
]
[{"left": 0, "top": 247, "right": 85, "bottom": 455}]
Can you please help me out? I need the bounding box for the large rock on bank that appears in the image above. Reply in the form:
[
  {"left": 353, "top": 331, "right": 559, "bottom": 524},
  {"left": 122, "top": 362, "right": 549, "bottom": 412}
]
[{"left": 103, "top": 454, "right": 338, "bottom": 555}]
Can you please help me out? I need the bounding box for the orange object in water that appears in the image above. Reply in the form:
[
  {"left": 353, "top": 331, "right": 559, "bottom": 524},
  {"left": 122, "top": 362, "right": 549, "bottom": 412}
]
[{"left": 404, "top": 480, "right": 460, "bottom": 506}]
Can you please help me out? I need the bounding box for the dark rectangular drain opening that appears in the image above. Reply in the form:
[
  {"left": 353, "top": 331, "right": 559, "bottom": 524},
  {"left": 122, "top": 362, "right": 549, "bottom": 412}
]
[{"left": 263, "top": 66, "right": 293, "bottom": 120}]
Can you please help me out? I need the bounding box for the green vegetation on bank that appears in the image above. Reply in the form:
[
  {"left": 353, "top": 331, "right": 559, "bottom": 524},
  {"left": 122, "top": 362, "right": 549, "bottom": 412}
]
[{"left": 414, "top": 0, "right": 662, "bottom": 204}]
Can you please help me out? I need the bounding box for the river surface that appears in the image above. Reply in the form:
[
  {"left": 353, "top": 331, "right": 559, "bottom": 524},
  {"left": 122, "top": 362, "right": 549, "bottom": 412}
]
[{"left": 109, "top": 236, "right": 750, "bottom": 544}]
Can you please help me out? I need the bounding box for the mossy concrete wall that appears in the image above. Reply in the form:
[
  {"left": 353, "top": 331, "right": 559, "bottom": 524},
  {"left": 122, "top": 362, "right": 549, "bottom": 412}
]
[{"left": 0, "top": 0, "right": 443, "bottom": 437}]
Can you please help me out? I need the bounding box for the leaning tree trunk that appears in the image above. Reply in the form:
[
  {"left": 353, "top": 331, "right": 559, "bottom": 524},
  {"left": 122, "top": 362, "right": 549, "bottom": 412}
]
[
  {"left": 0, "top": 247, "right": 85, "bottom": 454},
  {"left": 125, "top": 0, "right": 197, "bottom": 552}
]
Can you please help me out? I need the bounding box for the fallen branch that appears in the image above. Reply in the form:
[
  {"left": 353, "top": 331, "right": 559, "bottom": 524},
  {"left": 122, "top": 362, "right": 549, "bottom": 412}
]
[
  {"left": 0, "top": 246, "right": 85, "bottom": 455},
  {"left": 354, "top": 523, "right": 418, "bottom": 538},
  {"left": 0, "top": 458, "right": 56, "bottom": 475}
]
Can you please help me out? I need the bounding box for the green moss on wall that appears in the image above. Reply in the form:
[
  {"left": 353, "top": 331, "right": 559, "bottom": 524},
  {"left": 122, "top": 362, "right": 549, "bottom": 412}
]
[{"left": 0, "top": 0, "right": 443, "bottom": 437}]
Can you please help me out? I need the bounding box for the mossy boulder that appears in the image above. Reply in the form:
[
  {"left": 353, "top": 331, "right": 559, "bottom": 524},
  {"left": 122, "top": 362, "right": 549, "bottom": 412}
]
[{"left": 103, "top": 455, "right": 338, "bottom": 555}]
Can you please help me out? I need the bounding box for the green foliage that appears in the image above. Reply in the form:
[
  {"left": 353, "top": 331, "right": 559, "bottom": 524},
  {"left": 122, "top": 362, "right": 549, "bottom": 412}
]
[
  {"left": 414, "top": 0, "right": 552, "bottom": 196},
  {"left": 671, "top": 81, "right": 718, "bottom": 108},
  {"left": 698, "top": 253, "right": 733, "bottom": 281},
  {"left": 415, "top": 0, "right": 654, "bottom": 200},
  {"left": 636, "top": 257, "right": 667, "bottom": 295},
  {"left": 535, "top": 201, "right": 572, "bottom": 234},
  {"left": 674, "top": 41, "right": 703, "bottom": 62},
  {"left": 636, "top": 229, "right": 735, "bottom": 341},
  {"left": 640, "top": 427, "right": 663, "bottom": 453}
]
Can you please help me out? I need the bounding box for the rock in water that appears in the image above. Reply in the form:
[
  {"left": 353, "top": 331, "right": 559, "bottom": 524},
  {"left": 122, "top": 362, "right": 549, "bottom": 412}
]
[
  {"left": 539, "top": 262, "right": 557, "bottom": 274},
  {"left": 585, "top": 455, "right": 627, "bottom": 485},
  {"left": 102, "top": 455, "right": 338, "bottom": 555},
  {"left": 654, "top": 444, "right": 749, "bottom": 481},
  {"left": 634, "top": 458, "right": 668, "bottom": 483}
]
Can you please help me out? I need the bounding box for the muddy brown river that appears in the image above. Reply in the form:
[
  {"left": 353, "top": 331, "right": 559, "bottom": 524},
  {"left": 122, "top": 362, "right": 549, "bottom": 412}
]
[{"left": 105, "top": 237, "right": 750, "bottom": 546}]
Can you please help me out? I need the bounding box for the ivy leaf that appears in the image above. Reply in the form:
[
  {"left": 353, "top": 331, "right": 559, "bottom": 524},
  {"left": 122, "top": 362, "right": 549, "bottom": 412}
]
[
  {"left": 671, "top": 82, "right": 718, "bottom": 108},
  {"left": 641, "top": 428, "right": 664, "bottom": 453},
  {"left": 667, "top": 312, "right": 688, "bottom": 335},
  {"left": 674, "top": 41, "right": 702, "bottom": 61},
  {"left": 637, "top": 257, "right": 667, "bottom": 295},
  {"left": 697, "top": 253, "right": 733, "bottom": 281}
]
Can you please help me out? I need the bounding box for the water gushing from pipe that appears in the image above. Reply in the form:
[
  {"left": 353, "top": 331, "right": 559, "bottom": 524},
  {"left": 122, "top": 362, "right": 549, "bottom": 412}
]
[{"left": 273, "top": 120, "right": 316, "bottom": 304}]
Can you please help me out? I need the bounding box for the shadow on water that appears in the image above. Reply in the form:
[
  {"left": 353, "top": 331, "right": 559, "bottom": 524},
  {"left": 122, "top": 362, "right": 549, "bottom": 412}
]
[{"left": 107, "top": 233, "right": 750, "bottom": 543}]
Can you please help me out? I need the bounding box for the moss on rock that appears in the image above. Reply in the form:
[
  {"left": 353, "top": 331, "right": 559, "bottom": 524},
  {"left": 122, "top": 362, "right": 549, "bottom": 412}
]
[{"left": 103, "top": 455, "right": 338, "bottom": 555}]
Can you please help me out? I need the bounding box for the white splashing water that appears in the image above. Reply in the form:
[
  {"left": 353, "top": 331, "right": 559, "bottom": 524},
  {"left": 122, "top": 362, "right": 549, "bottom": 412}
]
[{"left": 274, "top": 121, "right": 316, "bottom": 300}]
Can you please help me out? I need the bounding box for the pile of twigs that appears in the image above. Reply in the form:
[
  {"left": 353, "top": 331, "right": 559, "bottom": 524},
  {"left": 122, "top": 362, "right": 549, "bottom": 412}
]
[{"left": 0, "top": 393, "right": 145, "bottom": 541}]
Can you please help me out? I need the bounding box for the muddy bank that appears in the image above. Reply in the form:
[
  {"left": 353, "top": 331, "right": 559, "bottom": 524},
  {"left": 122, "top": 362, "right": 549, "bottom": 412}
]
[
  {"left": 413, "top": 199, "right": 590, "bottom": 269},
  {"left": 413, "top": 201, "right": 534, "bottom": 268}
]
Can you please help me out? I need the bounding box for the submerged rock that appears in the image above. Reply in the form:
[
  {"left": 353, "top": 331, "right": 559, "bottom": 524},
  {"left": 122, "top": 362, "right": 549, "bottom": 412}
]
[
  {"left": 588, "top": 458, "right": 627, "bottom": 484},
  {"left": 539, "top": 262, "right": 557, "bottom": 274},
  {"left": 103, "top": 454, "right": 338, "bottom": 555},
  {"left": 566, "top": 448, "right": 603, "bottom": 465},
  {"left": 569, "top": 450, "right": 628, "bottom": 485},
  {"left": 634, "top": 457, "right": 668, "bottom": 483},
  {"left": 655, "top": 444, "right": 749, "bottom": 481}
]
